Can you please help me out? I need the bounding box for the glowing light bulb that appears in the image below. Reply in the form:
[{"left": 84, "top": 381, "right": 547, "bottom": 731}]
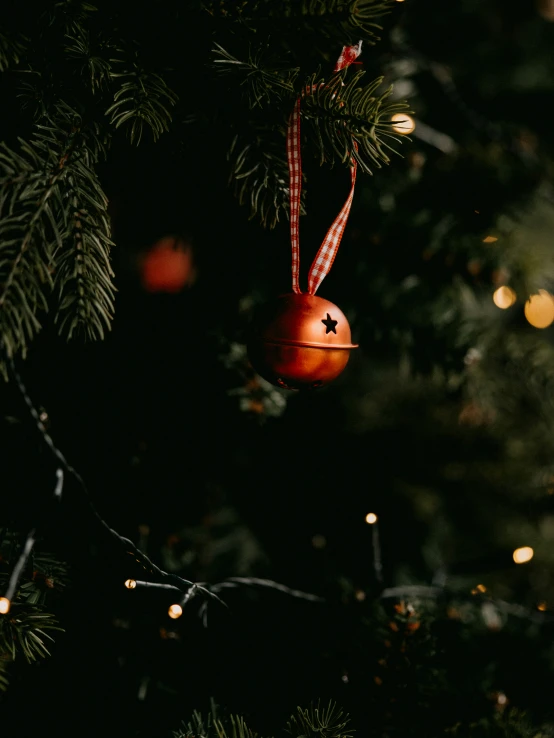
[
  {"left": 365, "top": 512, "right": 378, "bottom": 524},
  {"left": 538, "top": 601, "right": 547, "bottom": 612},
  {"left": 0, "top": 597, "right": 11, "bottom": 614},
  {"left": 513, "top": 546, "right": 534, "bottom": 564},
  {"left": 524, "top": 290, "right": 554, "bottom": 329},
  {"left": 482, "top": 236, "right": 498, "bottom": 244},
  {"left": 124, "top": 579, "right": 137, "bottom": 589},
  {"left": 168, "top": 603, "right": 183, "bottom": 619},
  {"left": 391, "top": 113, "right": 415, "bottom": 135},
  {"left": 476, "top": 583, "right": 487, "bottom": 593},
  {"left": 355, "top": 590, "right": 366, "bottom": 601},
  {"left": 493, "top": 286, "right": 516, "bottom": 309}
]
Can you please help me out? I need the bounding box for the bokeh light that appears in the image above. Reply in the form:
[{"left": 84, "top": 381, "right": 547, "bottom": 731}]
[
  {"left": 124, "top": 579, "right": 137, "bottom": 589},
  {"left": 365, "top": 512, "right": 378, "bottom": 524},
  {"left": 493, "top": 286, "right": 516, "bottom": 309},
  {"left": 168, "top": 603, "right": 183, "bottom": 619},
  {"left": 391, "top": 113, "right": 415, "bottom": 135},
  {"left": 0, "top": 597, "right": 10, "bottom": 614},
  {"left": 513, "top": 546, "right": 534, "bottom": 564},
  {"left": 524, "top": 290, "right": 554, "bottom": 328}
]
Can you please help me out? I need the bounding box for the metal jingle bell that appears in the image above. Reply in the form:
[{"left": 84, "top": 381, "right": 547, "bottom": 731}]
[{"left": 247, "top": 292, "right": 358, "bottom": 390}]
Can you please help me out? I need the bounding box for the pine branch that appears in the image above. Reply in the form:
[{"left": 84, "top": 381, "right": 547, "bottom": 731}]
[
  {"left": 0, "top": 532, "right": 70, "bottom": 607},
  {"left": 286, "top": 701, "right": 354, "bottom": 738},
  {"left": 215, "top": 716, "right": 259, "bottom": 738},
  {"left": 174, "top": 708, "right": 261, "bottom": 738},
  {"left": 0, "top": 31, "right": 26, "bottom": 73},
  {"left": 0, "top": 661, "right": 8, "bottom": 692},
  {"left": 174, "top": 708, "right": 219, "bottom": 738},
  {"left": 226, "top": 67, "right": 407, "bottom": 226},
  {"left": 0, "top": 139, "right": 63, "bottom": 360},
  {"left": 53, "top": 156, "right": 115, "bottom": 340},
  {"left": 301, "top": 69, "right": 409, "bottom": 172},
  {"left": 228, "top": 130, "right": 303, "bottom": 229},
  {"left": 106, "top": 67, "right": 178, "bottom": 144},
  {"left": 0, "top": 605, "right": 62, "bottom": 664},
  {"left": 0, "top": 103, "right": 115, "bottom": 361},
  {"left": 64, "top": 26, "right": 116, "bottom": 94},
  {"left": 213, "top": 42, "right": 299, "bottom": 109},
  {"left": 204, "top": 0, "right": 394, "bottom": 44}
]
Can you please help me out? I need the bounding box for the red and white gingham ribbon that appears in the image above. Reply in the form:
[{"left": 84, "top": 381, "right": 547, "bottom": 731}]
[
  {"left": 287, "top": 96, "right": 303, "bottom": 294},
  {"left": 287, "top": 43, "right": 360, "bottom": 295}
]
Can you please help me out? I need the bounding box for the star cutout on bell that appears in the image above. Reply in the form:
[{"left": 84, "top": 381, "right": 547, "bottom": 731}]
[{"left": 322, "top": 313, "right": 338, "bottom": 334}]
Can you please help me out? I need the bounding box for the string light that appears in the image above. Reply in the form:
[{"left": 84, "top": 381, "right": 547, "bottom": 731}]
[
  {"left": 493, "top": 286, "right": 516, "bottom": 309},
  {"left": 355, "top": 589, "right": 367, "bottom": 601},
  {"left": 0, "top": 597, "right": 10, "bottom": 614},
  {"left": 538, "top": 602, "right": 547, "bottom": 611},
  {"left": 124, "top": 579, "right": 137, "bottom": 589},
  {"left": 365, "top": 512, "right": 378, "bottom": 524},
  {"left": 472, "top": 583, "right": 487, "bottom": 594},
  {"left": 513, "top": 546, "right": 534, "bottom": 564},
  {"left": 391, "top": 113, "right": 415, "bottom": 135},
  {"left": 524, "top": 290, "right": 554, "bottom": 329},
  {"left": 168, "top": 603, "right": 183, "bottom": 619},
  {"left": 482, "top": 235, "right": 498, "bottom": 244}
]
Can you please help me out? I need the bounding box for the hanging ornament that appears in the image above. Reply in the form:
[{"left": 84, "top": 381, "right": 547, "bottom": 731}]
[
  {"left": 140, "top": 235, "right": 195, "bottom": 293},
  {"left": 248, "top": 47, "right": 361, "bottom": 390}
]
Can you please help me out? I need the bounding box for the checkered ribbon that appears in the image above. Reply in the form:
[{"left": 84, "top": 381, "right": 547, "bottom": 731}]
[{"left": 287, "top": 71, "right": 359, "bottom": 295}]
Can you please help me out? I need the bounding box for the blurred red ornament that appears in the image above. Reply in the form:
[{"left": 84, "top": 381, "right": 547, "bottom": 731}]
[
  {"left": 247, "top": 293, "right": 358, "bottom": 390},
  {"left": 141, "top": 236, "right": 195, "bottom": 293}
]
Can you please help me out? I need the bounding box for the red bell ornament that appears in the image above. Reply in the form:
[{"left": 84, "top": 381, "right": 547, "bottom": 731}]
[
  {"left": 248, "top": 46, "right": 363, "bottom": 390},
  {"left": 248, "top": 293, "right": 358, "bottom": 390}
]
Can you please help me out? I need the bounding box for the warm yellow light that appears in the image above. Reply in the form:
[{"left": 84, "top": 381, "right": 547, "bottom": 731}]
[
  {"left": 0, "top": 597, "right": 10, "bottom": 614},
  {"left": 524, "top": 290, "right": 554, "bottom": 329},
  {"left": 482, "top": 236, "right": 498, "bottom": 244},
  {"left": 513, "top": 546, "right": 534, "bottom": 564},
  {"left": 168, "top": 603, "right": 183, "bottom": 619},
  {"left": 493, "top": 286, "right": 516, "bottom": 309},
  {"left": 124, "top": 579, "right": 137, "bottom": 589},
  {"left": 355, "top": 589, "right": 366, "bottom": 601},
  {"left": 538, "top": 601, "right": 547, "bottom": 612},
  {"left": 391, "top": 113, "right": 415, "bottom": 135},
  {"left": 476, "top": 583, "right": 487, "bottom": 593},
  {"left": 365, "top": 512, "right": 378, "bottom": 524}
]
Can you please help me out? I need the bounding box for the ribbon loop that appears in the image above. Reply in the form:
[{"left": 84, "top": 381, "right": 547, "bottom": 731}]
[{"left": 286, "top": 71, "right": 358, "bottom": 295}]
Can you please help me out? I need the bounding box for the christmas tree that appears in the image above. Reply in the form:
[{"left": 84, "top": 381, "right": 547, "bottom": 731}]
[{"left": 3, "top": 1, "right": 554, "bottom": 736}]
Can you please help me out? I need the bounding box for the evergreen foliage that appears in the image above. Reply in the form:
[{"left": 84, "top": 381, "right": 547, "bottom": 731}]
[
  {"left": 0, "top": 103, "right": 114, "bottom": 360},
  {"left": 0, "top": 532, "right": 67, "bottom": 688}
]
